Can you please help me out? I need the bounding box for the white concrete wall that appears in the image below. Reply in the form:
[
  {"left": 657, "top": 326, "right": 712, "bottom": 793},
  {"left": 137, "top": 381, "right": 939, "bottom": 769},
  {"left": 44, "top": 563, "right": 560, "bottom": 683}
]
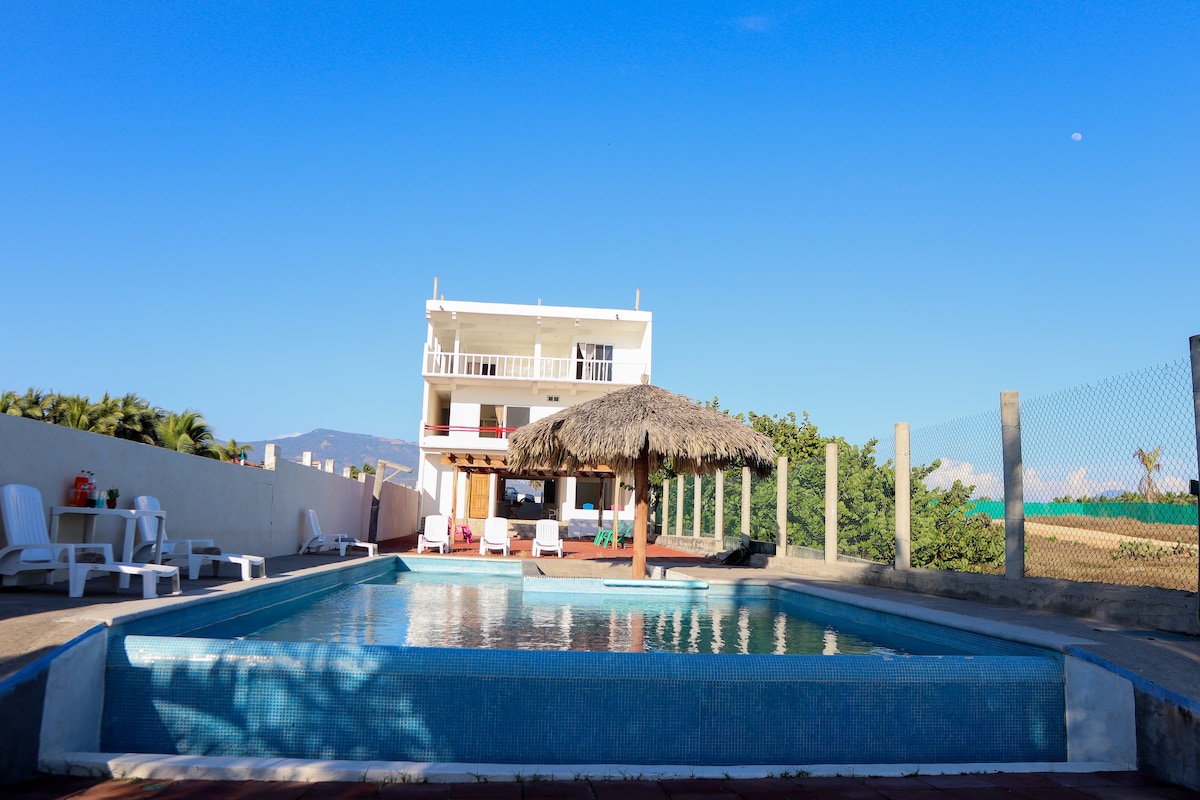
[{"left": 0, "top": 415, "right": 419, "bottom": 557}]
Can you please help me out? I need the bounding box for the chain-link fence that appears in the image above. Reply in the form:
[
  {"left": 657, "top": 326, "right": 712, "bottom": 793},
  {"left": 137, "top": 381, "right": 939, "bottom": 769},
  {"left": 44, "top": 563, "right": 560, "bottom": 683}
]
[
  {"left": 657, "top": 356, "right": 1197, "bottom": 592},
  {"left": 909, "top": 357, "right": 1198, "bottom": 592}
]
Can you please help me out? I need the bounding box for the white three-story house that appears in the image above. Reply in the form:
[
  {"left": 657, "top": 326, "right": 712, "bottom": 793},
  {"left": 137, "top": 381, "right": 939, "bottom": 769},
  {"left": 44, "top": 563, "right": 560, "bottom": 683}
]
[{"left": 417, "top": 293, "right": 652, "bottom": 536}]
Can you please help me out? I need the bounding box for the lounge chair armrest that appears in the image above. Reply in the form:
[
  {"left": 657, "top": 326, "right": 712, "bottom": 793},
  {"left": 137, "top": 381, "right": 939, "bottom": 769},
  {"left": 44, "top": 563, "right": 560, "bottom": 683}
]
[{"left": 0, "top": 542, "right": 114, "bottom": 565}]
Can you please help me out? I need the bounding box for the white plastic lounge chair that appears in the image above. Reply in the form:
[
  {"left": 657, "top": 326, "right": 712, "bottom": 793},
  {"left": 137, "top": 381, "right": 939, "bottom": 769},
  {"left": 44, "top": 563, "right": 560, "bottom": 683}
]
[
  {"left": 299, "top": 509, "right": 378, "bottom": 557},
  {"left": 418, "top": 514, "right": 451, "bottom": 554},
  {"left": 1, "top": 484, "right": 180, "bottom": 599},
  {"left": 479, "top": 517, "right": 510, "bottom": 556},
  {"left": 532, "top": 519, "right": 563, "bottom": 558},
  {"left": 131, "top": 495, "right": 267, "bottom": 582}
]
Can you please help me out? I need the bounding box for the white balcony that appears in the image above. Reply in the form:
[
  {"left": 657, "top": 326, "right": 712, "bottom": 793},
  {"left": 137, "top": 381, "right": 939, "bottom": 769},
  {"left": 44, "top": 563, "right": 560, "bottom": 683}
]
[{"left": 423, "top": 349, "right": 648, "bottom": 386}]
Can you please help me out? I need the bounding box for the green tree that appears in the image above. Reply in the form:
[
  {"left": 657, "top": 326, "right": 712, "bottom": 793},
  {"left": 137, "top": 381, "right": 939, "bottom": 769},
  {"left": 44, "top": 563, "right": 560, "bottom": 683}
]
[
  {"left": 910, "top": 474, "right": 1004, "bottom": 572},
  {"left": 690, "top": 408, "right": 1003, "bottom": 571},
  {"left": 156, "top": 410, "right": 220, "bottom": 458},
  {"left": 349, "top": 462, "right": 377, "bottom": 479},
  {"left": 112, "top": 393, "right": 164, "bottom": 445},
  {"left": 218, "top": 439, "right": 254, "bottom": 463},
  {"left": 52, "top": 394, "right": 118, "bottom": 433},
  {"left": 8, "top": 388, "right": 55, "bottom": 420}
]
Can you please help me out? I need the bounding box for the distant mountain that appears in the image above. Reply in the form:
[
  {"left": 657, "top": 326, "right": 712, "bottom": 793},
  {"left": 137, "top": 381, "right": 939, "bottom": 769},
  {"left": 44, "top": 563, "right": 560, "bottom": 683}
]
[{"left": 239, "top": 429, "right": 419, "bottom": 487}]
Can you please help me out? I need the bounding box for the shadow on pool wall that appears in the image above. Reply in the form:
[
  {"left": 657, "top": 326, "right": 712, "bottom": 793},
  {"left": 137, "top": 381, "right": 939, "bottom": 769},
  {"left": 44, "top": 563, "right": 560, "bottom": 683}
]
[{"left": 100, "top": 637, "right": 1067, "bottom": 766}]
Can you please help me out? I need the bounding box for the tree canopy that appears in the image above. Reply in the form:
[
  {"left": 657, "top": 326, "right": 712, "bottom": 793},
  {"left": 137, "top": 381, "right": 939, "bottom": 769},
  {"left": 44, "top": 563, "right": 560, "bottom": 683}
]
[
  {"left": 3, "top": 387, "right": 229, "bottom": 461},
  {"left": 661, "top": 398, "right": 1005, "bottom": 573}
]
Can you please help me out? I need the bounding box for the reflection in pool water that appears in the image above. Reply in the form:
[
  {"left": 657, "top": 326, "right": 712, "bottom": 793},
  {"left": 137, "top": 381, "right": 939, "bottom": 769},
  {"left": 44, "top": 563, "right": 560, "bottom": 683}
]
[{"left": 187, "top": 572, "right": 981, "bottom": 656}]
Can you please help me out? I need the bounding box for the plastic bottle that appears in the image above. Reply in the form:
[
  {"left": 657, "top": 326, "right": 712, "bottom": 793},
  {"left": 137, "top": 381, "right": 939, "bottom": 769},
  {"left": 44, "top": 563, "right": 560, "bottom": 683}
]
[{"left": 72, "top": 471, "right": 89, "bottom": 507}]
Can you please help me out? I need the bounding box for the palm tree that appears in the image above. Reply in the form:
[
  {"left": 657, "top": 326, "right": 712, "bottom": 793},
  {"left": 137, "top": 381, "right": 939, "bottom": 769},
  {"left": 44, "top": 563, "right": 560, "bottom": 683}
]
[
  {"left": 54, "top": 394, "right": 118, "bottom": 433},
  {"left": 218, "top": 439, "right": 254, "bottom": 463},
  {"left": 1134, "top": 446, "right": 1163, "bottom": 503},
  {"left": 112, "top": 393, "right": 163, "bottom": 445},
  {"left": 156, "top": 410, "right": 220, "bottom": 459},
  {"left": 349, "top": 462, "right": 376, "bottom": 479},
  {"left": 14, "top": 388, "right": 54, "bottom": 420}
]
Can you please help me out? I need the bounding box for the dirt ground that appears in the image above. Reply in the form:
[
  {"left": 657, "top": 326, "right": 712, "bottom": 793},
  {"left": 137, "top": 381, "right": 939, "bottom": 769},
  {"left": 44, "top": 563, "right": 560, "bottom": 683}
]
[{"left": 1025, "top": 527, "right": 1198, "bottom": 591}]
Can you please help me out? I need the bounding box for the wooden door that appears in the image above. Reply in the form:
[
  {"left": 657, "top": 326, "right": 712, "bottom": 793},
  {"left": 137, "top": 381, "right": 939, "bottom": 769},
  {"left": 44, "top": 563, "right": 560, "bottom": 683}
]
[{"left": 469, "top": 473, "right": 490, "bottom": 519}]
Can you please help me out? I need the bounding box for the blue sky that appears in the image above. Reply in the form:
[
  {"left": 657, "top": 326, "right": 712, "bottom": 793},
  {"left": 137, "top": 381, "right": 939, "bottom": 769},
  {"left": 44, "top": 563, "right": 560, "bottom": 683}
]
[{"left": 3, "top": 2, "right": 1197, "bottom": 449}]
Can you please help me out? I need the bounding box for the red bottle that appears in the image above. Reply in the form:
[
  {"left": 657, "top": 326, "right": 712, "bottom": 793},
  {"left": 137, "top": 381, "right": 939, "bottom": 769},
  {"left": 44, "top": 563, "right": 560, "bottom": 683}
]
[{"left": 71, "top": 471, "right": 89, "bottom": 507}]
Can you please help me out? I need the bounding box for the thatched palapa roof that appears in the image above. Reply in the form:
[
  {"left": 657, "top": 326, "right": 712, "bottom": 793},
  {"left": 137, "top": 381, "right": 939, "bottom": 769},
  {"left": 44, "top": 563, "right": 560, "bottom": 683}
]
[{"left": 506, "top": 384, "right": 776, "bottom": 478}]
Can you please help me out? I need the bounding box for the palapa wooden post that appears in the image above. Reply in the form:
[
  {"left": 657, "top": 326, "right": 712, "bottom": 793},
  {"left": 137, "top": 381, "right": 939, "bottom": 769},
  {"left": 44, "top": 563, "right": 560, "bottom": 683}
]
[
  {"left": 449, "top": 465, "right": 460, "bottom": 544},
  {"left": 632, "top": 451, "right": 649, "bottom": 578}
]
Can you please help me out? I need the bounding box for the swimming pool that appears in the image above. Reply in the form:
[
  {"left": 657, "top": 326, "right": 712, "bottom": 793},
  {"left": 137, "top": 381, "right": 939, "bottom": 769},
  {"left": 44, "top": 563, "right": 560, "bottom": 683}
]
[
  {"left": 180, "top": 570, "right": 1037, "bottom": 656},
  {"left": 91, "top": 556, "right": 1074, "bottom": 768}
]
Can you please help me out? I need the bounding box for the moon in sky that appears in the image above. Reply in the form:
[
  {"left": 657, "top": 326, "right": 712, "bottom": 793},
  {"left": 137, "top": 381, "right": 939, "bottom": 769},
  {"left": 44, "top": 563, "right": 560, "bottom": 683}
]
[{"left": 1071, "top": 132, "right": 1083, "bottom": 141}]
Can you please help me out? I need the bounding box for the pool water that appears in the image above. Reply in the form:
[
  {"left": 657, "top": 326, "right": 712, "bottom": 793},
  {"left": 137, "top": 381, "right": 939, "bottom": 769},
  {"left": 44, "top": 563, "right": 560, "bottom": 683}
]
[{"left": 186, "top": 572, "right": 989, "bottom": 656}]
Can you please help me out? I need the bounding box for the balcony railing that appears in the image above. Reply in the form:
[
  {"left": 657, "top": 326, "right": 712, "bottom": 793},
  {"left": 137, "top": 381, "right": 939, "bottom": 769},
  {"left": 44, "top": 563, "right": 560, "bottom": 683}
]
[
  {"left": 423, "top": 349, "right": 648, "bottom": 385},
  {"left": 424, "top": 425, "right": 516, "bottom": 439}
]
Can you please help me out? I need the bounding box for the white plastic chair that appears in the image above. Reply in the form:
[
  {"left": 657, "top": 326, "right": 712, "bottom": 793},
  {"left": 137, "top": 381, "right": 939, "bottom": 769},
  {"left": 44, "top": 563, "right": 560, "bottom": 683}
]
[
  {"left": 1, "top": 484, "right": 179, "bottom": 599},
  {"left": 131, "top": 495, "right": 267, "bottom": 582},
  {"left": 418, "top": 515, "right": 451, "bottom": 554},
  {"left": 299, "top": 509, "right": 378, "bottom": 557},
  {"left": 479, "top": 517, "right": 510, "bottom": 556},
  {"left": 532, "top": 519, "right": 563, "bottom": 558}
]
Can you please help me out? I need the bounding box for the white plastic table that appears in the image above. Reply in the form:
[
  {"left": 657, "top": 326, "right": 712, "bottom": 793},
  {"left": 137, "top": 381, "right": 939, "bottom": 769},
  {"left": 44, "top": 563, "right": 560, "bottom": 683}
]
[{"left": 49, "top": 506, "right": 166, "bottom": 587}]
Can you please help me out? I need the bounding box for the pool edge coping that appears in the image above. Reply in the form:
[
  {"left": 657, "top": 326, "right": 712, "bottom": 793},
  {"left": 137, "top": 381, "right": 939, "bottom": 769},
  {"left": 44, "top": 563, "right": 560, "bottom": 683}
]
[{"left": 40, "top": 751, "right": 1135, "bottom": 784}]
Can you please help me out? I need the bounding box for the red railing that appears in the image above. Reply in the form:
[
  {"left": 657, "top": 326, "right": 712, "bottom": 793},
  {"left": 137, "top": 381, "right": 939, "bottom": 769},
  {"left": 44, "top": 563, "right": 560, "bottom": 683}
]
[{"left": 423, "top": 425, "right": 518, "bottom": 437}]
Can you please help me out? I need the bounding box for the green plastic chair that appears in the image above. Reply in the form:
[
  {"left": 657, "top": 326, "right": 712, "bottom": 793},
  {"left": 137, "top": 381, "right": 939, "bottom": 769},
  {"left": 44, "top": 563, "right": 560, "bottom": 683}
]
[{"left": 595, "top": 521, "right": 632, "bottom": 548}]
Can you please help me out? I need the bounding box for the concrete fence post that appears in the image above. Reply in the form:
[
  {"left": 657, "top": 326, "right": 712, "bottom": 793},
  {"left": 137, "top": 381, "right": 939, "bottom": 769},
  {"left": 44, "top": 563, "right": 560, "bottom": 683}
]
[
  {"left": 776, "top": 457, "right": 788, "bottom": 552},
  {"left": 1188, "top": 335, "right": 1200, "bottom": 620},
  {"left": 741, "top": 467, "right": 751, "bottom": 540},
  {"left": 895, "top": 423, "right": 911, "bottom": 570},
  {"left": 1001, "top": 391, "right": 1025, "bottom": 580},
  {"left": 825, "top": 441, "right": 838, "bottom": 564},
  {"left": 661, "top": 476, "right": 670, "bottom": 540},
  {"left": 715, "top": 470, "right": 725, "bottom": 547},
  {"left": 675, "top": 477, "right": 685, "bottom": 538}
]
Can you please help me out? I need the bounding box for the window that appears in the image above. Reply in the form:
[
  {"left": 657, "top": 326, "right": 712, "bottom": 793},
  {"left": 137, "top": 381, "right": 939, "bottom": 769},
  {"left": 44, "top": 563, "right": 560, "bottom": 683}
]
[
  {"left": 575, "top": 343, "right": 613, "bottom": 381},
  {"left": 575, "top": 478, "right": 611, "bottom": 510},
  {"left": 479, "top": 405, "right": 501, "bottom": 438},
  {"left": 505, "top": 406, "right": 530, "bottom": 432}
]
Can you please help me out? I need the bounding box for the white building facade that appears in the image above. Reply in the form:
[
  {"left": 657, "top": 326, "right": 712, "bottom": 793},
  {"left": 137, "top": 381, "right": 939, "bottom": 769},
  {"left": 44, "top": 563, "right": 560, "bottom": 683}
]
[{"left": 417, "top": 294, "right": 652, "bottom": 535}]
